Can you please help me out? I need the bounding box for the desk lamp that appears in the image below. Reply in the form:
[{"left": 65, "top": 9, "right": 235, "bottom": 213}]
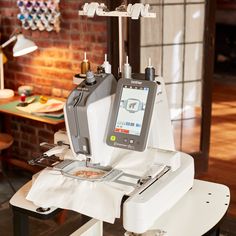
[{"left": 0, "top": 33, "right": 38, "bottom": 99}]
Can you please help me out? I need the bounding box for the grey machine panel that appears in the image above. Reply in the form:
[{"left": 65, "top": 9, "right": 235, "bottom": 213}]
[
  {"left": 106, "top": 79, "right": 157, "bottom": 152},
  {"left": 65, "top": 73, "right": 117, "bottom": 155}
]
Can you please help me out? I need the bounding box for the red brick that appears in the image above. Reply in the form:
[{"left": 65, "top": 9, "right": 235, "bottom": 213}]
[
  {"left": 52, "top": 88, "right": 62, "bottom": 97},
  {"left": 62, "top": 89, "right": 71, "bottom": 98},
  {"left": 0, "top": 1, "right": 13, "bottom": 8},
  {"left": 60, "top": 1, "right": 79, "bottom": 9},
  {"left": 92, "top": 23, "right": 108, "bottom": 32},
  {"left": 54, "top": 61, "right": 72, "bottom": 69},
  {"left": 21, "top": 133, "right": 29, "bottom": 141},
  {"left": 62, "top": 11, "right": 80, "bottom": 20},
  {"left": 29, "top": 135, "right": 38, "bottom": 144},
  {"left": 21, "top": 141, "right": 37, "bottom": 150},
  {"left": 20, "top": 125, "right": 36, "bottom": 135},
  {"left": 12, "top": 147, "right": 29, "bottom": 161},
  {"left": 34, "top": 85, "right": 52, "bottom": 95}
]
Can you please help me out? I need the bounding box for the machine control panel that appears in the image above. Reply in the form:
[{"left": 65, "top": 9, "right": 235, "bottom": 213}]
[{"left": 106, "top": 79, "right": 157, "bottom": 152}]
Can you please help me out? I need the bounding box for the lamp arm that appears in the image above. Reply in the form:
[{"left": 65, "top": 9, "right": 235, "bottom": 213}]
[
  {"left": 0, "top": 35, "right": 17, "bottom": 90},
  {"left": 0, "top": 50, "right": 4, "bottom": 90},
  {"left": 1, "top": 35, "right": 17, "bottom": 49}
]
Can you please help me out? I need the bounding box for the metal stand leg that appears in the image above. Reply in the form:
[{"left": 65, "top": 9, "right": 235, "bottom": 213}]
[
  {"left": 1, "top": 168, "right": 16, "bottom": 193},
  {"left": 205, "top": 227, "right": 220, "bottom": 236},
  {"left": 215, "top": 228, "right": 220, "bottom": 236},
  {"left": 13, "top": 209, "right": 29, "bottom": 236}
]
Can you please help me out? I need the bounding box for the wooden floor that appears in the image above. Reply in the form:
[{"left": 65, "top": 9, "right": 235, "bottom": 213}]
[{"left": 198, "top": 81, "right": 236, "bottom": 218}]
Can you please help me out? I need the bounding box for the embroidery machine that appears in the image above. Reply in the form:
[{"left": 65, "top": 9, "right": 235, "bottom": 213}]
[
  {"left": 10, "top": 70, "right": 194, "bottom": 236},
  {"left": 64, "top": 71, "right": 195, "bottom": 234},
  {"left": 9, "top": 3, "right": 195, "bottom": 235},
  {"left": 8, "top": 3, "right": 231, "bottom": 236}
]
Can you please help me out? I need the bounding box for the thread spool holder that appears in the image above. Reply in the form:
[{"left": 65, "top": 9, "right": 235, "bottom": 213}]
[
  {"left": 79, "top": 3, "right": 156, "bottom": 74},
  {"left": 17, "top": 0, "right": 61, "bottom": 32}
]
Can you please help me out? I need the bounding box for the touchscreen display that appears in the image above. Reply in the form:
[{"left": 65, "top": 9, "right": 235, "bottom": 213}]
[{"left": 114, "top": 85, "right": 149, "bottom": 136}]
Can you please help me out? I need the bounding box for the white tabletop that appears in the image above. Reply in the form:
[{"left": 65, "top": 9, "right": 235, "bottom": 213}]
[
  {"left": 10, "top": 181, "right": 58, "bottom": 215},
  {"left": 150, "top": 179, "right": 230, "bottom": 236},
  {"left": 10, "top": 179, "right": 230, "bottom": 235}
]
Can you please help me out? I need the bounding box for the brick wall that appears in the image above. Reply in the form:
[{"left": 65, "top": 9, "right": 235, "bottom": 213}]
[{"left": 0, "top": 0, "right": 108, "bottom": 161}]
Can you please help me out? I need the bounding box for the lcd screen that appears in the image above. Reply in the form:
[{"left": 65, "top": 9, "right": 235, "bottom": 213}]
[{"left": 114, "top": 85, "right": 149, "bottom": 136}]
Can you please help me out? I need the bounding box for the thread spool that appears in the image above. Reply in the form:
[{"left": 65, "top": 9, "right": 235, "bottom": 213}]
[
  {"left": 123, "top": 56, "right": 132, "bottom": 79},
  {"left": 101, "top": 54, "right": 111, "bottom": 73},
  {"left": 145, "top": 57, "right": 155, "bottom": 81},
  {"left": 81, "top": 52, "right": 90, "bottom": 75}
]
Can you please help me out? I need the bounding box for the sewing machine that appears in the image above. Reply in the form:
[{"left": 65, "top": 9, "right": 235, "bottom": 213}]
[{"left": 10, "top": 71, "right": 194, "bottom": 235}]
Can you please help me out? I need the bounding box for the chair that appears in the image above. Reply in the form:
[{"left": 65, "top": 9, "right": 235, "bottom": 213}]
[{"left": 0, "top": 133, "right": 16, "bottom": 193}]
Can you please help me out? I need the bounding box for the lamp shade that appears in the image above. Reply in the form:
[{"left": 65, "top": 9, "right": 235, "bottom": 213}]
[{"left": 13, "top": 34, "right": 38, "bottom": 57}]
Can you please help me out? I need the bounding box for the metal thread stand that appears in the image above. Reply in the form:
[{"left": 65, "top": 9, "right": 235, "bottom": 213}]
[{"left": 78, "top": 2, "right": 156, "bottom": 73}]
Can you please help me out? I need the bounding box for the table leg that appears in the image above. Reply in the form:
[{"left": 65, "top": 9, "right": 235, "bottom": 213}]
[
  {"left": 205, "top": 227, "right": 220, "bottom": 236},
  {"left": 13, "top": 209, "right": 29, "bottom": 236}
]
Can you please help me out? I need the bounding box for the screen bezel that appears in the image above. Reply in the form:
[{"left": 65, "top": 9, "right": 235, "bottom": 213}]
[{"left": 106, "top": 79, "right": 157, "bottom": 152}]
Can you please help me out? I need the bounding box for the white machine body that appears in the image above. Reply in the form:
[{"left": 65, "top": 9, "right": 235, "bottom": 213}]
[
  {"left": 123, "top": 152, "right": 194, "bottom": 233},
  {"left": 64, "top": 95, "right": 115, "bottom": 166},
  {"left": 64, "top": 76, "right": 178, "bottom": 168},
  {"left": 148, "top": 77, "right": 175, "bottom": 151},
  {"left": 62, "top": 75, "right": 194, "bottom": 234}
]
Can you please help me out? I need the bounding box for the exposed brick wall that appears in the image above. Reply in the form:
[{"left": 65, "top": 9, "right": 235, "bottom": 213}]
[
  {"left": 10, "top": 117, "right": 57, "bottom": 161},
  {"left": 0, "top": 0, "right": 108, "bottom": 161}
]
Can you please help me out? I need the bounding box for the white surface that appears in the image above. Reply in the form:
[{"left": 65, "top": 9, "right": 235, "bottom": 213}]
[
  {"left": 184, "top": 43, "right": 203, "bottom": 81},
  {"left": 163, "top": 45, "right": 183, "bottom": 83},
  {"left": 183, "top": 81, "right": 202, "bottom": 107},
  {"left": 13, "top": 34, "right": 38, "bottom": 57},
  {"left": 164, "top": 5, "right": 184, "bottom": 44},
  {"left": 186, "top": 4, "right": 205, "bottom": 42},
  {"left": 64, "top": 95, "right": 115, "bottom": 165},
  {"left": 165, "top": 83, "right": 182, "bottom": 112},
  {"left": 70, "top": 219, "right": 102, "bottom": 236},
  {"left": 86, "top": 96, "right": 115, "bottom": 166},
  {"left": 10, "top": 179, "right": 230, "bottom": 236},
  {"left": 148, "top": 77, "right": 175, "bottom": 151},
  {"left": 141, "top": 5, "right": 162, "bottom": 46},
  {"left": 101, "top": 54, "right": 111, "bottom": 74},
  {"left": 0, "top": 34, "right": 37, "bottom": 93},
  {"left": 44, "top": 145, "right": 69, "bottom": 157},
  {"left": 0, "top": 89, "right": 14, "bottom": 98},
  {"left": 150, "top": 179, "right": 230, "bottom": 236},
  {"left": 123, "top": 153, "right": 194, "bottom": 234},
  {"left": 25, "top": 149, "right": 188, "bottom": 225},
  {"left": 10, "top": 181, "right": 57, "bottom": 215},
  {"left": 54, "top": 129, "right": 70, "bottom": 145},
  {"left": 26, "top": 168, "right": 133, "bottom": 224}
]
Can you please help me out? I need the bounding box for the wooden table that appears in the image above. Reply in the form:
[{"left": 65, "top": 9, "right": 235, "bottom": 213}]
[
  {"left": 0, "top": 95, "right": 65, "bottom": 172},
  {"left": 0, "top": 95, "right": 65, "bottom": 126}
]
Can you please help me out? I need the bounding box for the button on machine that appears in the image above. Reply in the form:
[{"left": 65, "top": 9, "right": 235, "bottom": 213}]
[{"left": 110, "top": 135, "right": 116, "bottom": 141}]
